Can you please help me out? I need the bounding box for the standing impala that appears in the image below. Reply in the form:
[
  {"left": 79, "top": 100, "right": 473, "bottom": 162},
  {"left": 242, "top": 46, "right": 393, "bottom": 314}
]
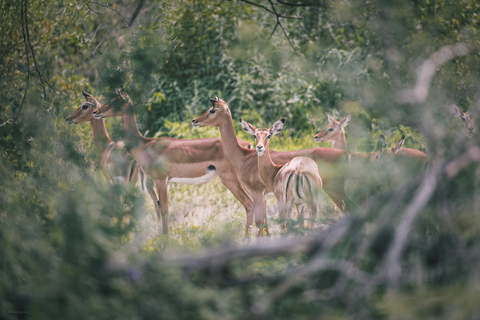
[
  {"left": 66, "top": 91, "right": 160, "bottom": 218},
  {"left": 449, "top": 104, "right": 476, "bottom": 137},
  {"left": 314, "top": 114, "right": 429, "bottom": 166},
  {"left": 192, "top": 97, "right": 354, "bottom": 235},
  {"left": 92, "top": 88, "right": 255, "bottom": 236},
  {"left": 241, "top": 119, "right": 322, "bottom": 229}
]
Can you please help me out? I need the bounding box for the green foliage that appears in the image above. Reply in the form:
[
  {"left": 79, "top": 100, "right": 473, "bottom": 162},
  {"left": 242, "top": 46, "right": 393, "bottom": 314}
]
[{"left": 2, "top": 0, "right": 480, "bottom": 318}]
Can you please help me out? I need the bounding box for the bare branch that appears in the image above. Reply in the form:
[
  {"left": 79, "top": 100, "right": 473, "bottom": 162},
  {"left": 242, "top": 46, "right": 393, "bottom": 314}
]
[
  {"left": 19, "top": 0, "right": 31, "bottom": 118},
  {"left": 277, "top": 0, "right": 327, "bottom": 8},
  {"left": 385, "top": 163, "right": 442, "bottom": 291},
  {"left": 238, "top": 0, "right": 301, "bottom": 19},
  {"left": 23, "top": 0, "right": 57, "bottom": 101},
  {"left": 167, "top": 218, "right": 353, "bottom": 273},
  {"left": 128, "top": 0, "right": 145, "bottom": 26},
  {"left": 445, "top": 145, "right": 480, "bottom": 177},
  {"left": 268, "top": 0, "right": 300, "bottom": 55},
  {"left": 397, "top": 43, "right": 470, "bottom": 104},
  {"left": 82, "top": 0, "right": 130, "bottom": 26}
]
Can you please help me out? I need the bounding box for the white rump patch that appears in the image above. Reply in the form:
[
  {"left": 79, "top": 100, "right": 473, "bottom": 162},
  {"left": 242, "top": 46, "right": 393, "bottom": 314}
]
[{"left": 169, "top": 169, "right": 218, "bottom": 185}]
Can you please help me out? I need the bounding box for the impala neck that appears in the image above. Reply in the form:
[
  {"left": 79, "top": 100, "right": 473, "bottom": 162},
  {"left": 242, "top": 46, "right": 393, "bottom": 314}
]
[
  {"left": 333, "top": 130, "right": 348, "bottom": 151},
  {"left": 90, "top": 118, "right": 113, "bottom": 154},
  {"left": 257, "top": 147, "right": 280, "bottom": 190},
  {"left": 217, "top": 110, "right": 247, "bottom": 168},
  {"left": 120, "top": 110, "right": 147, "bottom": 148}
]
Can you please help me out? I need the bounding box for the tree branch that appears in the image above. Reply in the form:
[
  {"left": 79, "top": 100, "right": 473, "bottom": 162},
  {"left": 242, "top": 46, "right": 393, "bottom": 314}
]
[
  {"left": 23, "top": 0, "right": 57, "bottom": 101},
  {"left": 267, "top": 0, "right": 300, "bottom": 55},
  {"left": 82, "top": 0, "right": 130, "bottom": 26},
  {"left": 397, "top": 43, "right": 470, "bottom": 104}
]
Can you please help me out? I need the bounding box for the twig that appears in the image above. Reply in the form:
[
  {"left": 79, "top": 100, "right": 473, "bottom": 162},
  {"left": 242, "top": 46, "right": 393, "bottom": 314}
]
[
  {"left": 445, "top": 145, "right": 480, "bottom": 177},
  {"left": 268, "top": 0, "right": 300, "bottom": 55},
  {"left": 277, "top": 0, "right": 326, "bottom": 8},
  {"left": 0, "top": 119, "right": 13, "bottom": 127},
  {"left": 128, "top": 0, "right": 145, "bottom": 26},
  {"left": 23, "top": 0, "right": 57, "bottom": 100},
  {"left": 385, "top": 163, "right": 442, "bottom": 291},
  {"left": 397, "top": 43, "right": 470, "bottom": 104},
  {"left": 82, "top": 0, "right": 130, "bottom": 26},
  {"left": 19, "top": 0, "right": 31, "bottom": 118}
]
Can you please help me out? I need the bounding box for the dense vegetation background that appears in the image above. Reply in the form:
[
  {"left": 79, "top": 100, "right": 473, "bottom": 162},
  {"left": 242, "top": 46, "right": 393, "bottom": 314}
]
[{"left": 1, "top": 0, "right": 480, "bottom": 318}]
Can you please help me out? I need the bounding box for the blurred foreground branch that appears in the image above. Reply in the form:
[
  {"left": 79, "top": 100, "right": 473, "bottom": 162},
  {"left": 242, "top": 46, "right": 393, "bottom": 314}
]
[{"left": 397, "top": 43, "right": 470, "bottom": 104}]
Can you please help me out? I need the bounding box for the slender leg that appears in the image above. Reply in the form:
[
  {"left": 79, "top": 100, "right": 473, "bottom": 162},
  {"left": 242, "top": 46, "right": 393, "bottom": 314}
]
[
  {"left": 296, "top": 204, "right": 305, "bottom": 228},
  {"left": 217, "top": 169, "right": 255, "bottom": 236},
  {"left": 252, "top": 192, "right": 267, "bottom": 237},
  {"left": 155, "top": 178, "right": 169, "bottom": 235},
  {"left": 308, "top": 203, "right": 317, "bottom": 229},
  {"left": 323, "top": 178, "right": 356, "bottom": 212}
]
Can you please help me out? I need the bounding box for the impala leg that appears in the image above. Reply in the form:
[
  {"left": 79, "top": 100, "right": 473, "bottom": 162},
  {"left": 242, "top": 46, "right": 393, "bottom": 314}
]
[
  {"left": 323, "top": 176, "right": 357, "bottom": 213},
  {"left": 155, "top": 178, "right": 169, "bottom": 235},
  {"left": 217, "top": 169, "right": 254, "bottom": 237},
  {"left": 296, "top": 204, "right": 305, "bottom": 228},
  {"left": 308, "top": 203, "right": 317, "bottom": 229},
  {"left": 252, "top": 192, "right": 267, "bottom": 237},
  {"left": 144, "top": 176, "right": 160, "bottom": 219}
]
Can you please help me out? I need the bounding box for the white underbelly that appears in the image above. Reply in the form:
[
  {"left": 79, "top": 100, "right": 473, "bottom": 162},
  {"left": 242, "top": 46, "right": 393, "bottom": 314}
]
[{"left": 169, "top": 169, "right": 218, "bottom": 185}]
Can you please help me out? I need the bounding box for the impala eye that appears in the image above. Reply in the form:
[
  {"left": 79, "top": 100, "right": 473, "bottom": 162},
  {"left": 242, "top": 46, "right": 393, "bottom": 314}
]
[
  {"left": 209, "top": 109, "right": 215, "bottom": 114},
  {"left": 328, "top": 127, "right": 334, "bottom": 132},
  {"left": 267, "top": 134, "right": 271, "bottom": 139},
  {"left": 254, "top": 134, "right": 257, "bottom": 139},
  {"left": 81, "top": 104, "right": 88, "bottom": 110}
]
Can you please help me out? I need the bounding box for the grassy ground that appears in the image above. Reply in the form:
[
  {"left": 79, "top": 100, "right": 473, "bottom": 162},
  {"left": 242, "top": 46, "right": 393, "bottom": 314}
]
[{"left": 133, "top": 178, "right": 344, "bottom": 254}]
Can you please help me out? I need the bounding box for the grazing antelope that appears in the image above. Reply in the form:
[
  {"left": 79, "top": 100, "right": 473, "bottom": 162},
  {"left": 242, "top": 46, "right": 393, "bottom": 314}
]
[
  {"left": 314, "top": 114, "right": 429, "bottom": 166},
  {"left": 92, "top": 88, "right": 255, "bottom": 236},
  {"left": 192, "top": 97, "right": 354, "bottom": 235},
  {"left": 241, "top": 119, "right": 322, "bottom": 229},
  {"left": 449, "top": 104, "right": 476, "bottom": 137}
]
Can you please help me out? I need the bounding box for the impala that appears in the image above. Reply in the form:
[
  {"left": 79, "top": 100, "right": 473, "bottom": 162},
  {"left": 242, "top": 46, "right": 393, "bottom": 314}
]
[
  {"left": 314, "top": 114, "right": 429, "bottom": 166},
  {"left": 92, "top": 88, "right": 255, "bottom": 236},
  {"left": 65, "top": 91, "right": 159, "bottom": 205},
  {"left": 241, "top": 119, "right": 322, "bottom": 229},
  {"left": 449, "top": 104, "right": 476, "bottom": 136},
  {"left": 192, "top": 97, "right": 354, "bottom": 235}
]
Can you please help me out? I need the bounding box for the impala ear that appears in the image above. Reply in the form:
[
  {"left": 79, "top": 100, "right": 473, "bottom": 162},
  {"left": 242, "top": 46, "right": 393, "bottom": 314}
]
[
  {"left": 208, "top": 97, "right": 217, "bottom": 106},
  {"left": 392, "top": 135, "right": 405, "bottom": 156},
  {"left": 327, "top": 114, "right": 336, "bottom": 124},
  {"left": 270, "top": 119, "right": 285, "bottom": 136},
  {"left": 240, "top": 119, "right": 256, "bottom": 135},
  {"left": 340, "top": 114, "right": 351, "bottom": 128},
  {"left": 449, "top": 104, "right": 465, "bottom": 119},
  {"left": 376, "top": 134, "right": 387, "bottom": 155},
  {"left": 82, "top": 91, "right": 96, "bottom": 103},
  {"left": 116, "top": 87, "right": 128, "bottom": 101}
]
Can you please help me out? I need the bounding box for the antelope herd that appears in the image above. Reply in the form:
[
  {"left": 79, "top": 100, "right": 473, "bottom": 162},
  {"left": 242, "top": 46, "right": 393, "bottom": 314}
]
[{"left": 66, "top": 88, "right": 476, "bottom": 237}]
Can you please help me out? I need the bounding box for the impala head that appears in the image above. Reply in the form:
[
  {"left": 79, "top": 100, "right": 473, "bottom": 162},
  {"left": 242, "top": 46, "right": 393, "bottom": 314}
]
[
  {"left": 93, "top": 87, "right": 132, "bottom": 119},
  {"left": 376, "top": 134, "right": 404, "bottom": 160},
  {"left": 65, "top": 91, "right": 101, "bottom": 124},
  {"left": 192, "top": 96, "right": 231, "bottom": 128},
  {"left": 240, "top": 119, "right": 285, "bottom": 156},
  {"left": 449, "top": 104, "right": 476, "bottom": 136},
  {"left": 314, "top": 114, "right": 351, "bottom": 145}
]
